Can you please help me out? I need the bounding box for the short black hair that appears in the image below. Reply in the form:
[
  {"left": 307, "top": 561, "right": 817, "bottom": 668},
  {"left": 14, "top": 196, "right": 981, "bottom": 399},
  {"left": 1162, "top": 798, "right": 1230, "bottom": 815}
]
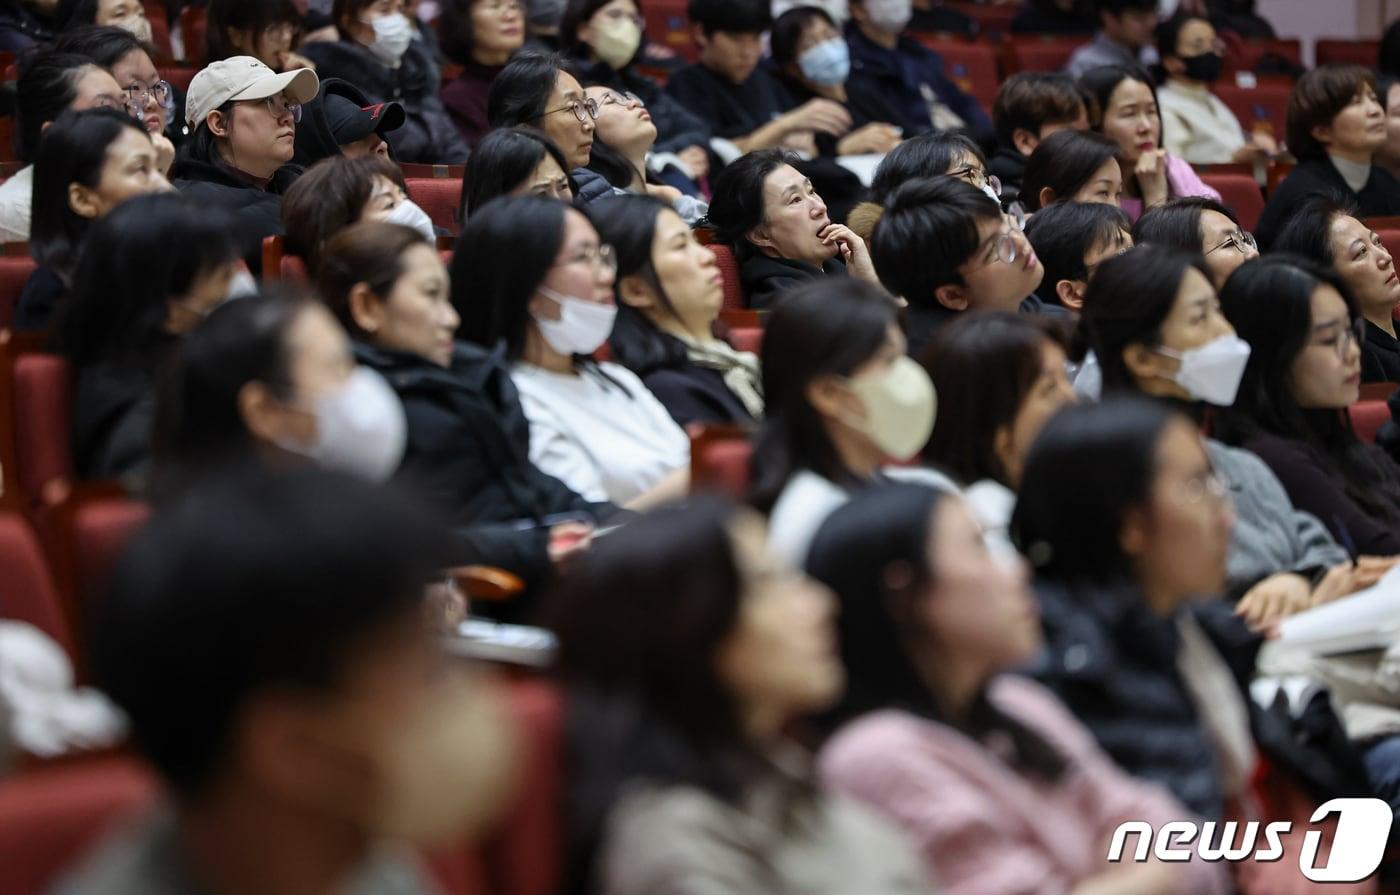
[
  {"left": 870, "top": 176, "right": 1002, "bottom": 306},
  {"left": 1132, "top": 196, "right": 1237, "bottom": 256},
  {"left": 14, "top": 51, "right": 99, "bottom": 165},
  {"left": 52, "top": 24, "right": 150, "bottom": 72},
  {"left": 992, "top": 72, "right": 1085, "bottom": 150},
  {"left": 869, "top": 133, "right": 985, "bottom": 203},
  {"left": 686, "top": 0, "right": 770, "bottom": 37},
  {"left": 94, "top": 465, "right": 458, "bottom": 795},
  {"left": 770, "top": 6, "right": 835, "bottom": 67},
  {"left": 205, "top": 0, "right": 302, "bottom": 64},
  {"left": 1287, "top": 65, "right": 1380, "bottom": 162},
  {"left": 1271, "top": 195, "right": 1357, "bottom": 267},
  {"left": 1020, "top": 128, "right": 1120, "bottom": 211},
  {"left": 706, "top": 147, "right": 800, "bottom": 249},
  {"left": 1024, "top": 201, "right": 1130, "bottom": 304},
  {"left": 461, "top": 126, "right": 576, "bottom": 221}
]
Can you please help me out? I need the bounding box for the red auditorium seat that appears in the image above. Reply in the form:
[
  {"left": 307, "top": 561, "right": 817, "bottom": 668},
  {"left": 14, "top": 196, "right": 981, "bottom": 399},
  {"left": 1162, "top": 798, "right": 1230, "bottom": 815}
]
[
  {"left": 0, "top": 117, "right": 15, "bottom": 163},
  {"left": 1200, "top": 172, "right": 1264, "bottom": 232},
  {"left": 158, "top": 66, "right": 197, "bottom": 96},
  {"left": 1003, "top": 37, "right": 1085, "bottom": 76},
  {"left": 690, "top": 424, "right": 752, "bottom": 498},
  {"left": 1213, "top": 82, "right": 1290, "bottom": 144},
  {"left": 0, "top": 255, "right": 36, "bottom": 329},
  {"left": 0, "top": 757, "right": 157, "bottom": 895},
  {"left": 400, "top": 163, "right": 467, "bottom": 179},
  {"left": 0, "top": 511, "right": 74, "bottom": 659},
  {"left": 1316, "top": 39, "right": 1379, "bottom": 68},
  {"left": 406, "top": 178, "right": 463, "bottom": 234},
  {"left": 1350, "top": 400, "right": 1389, "bottom": 444},
  {"left": 918, "top": 40, "right": 998, "bottom": 118},
  {"left": 179, "top": 5, "right": 207, "bottom": 66},
  {"left": 707, "top": 244, "right": 744, "bottom": 310},
  {"left": 147, "top": 13, "right": 174, "bottom": 61},
  {"left": 1221, "top": 37, "right": 1301, "bottom": 76},
  {"left": 280, "top": 254, "right": 309, "bottom": 283},
  {"left": 65, "top": 496, "right": 149, "bottom": 621},
  {"left": 13, "top": 354, "right": 72, "bottom": 508},
  {"left": 642, "top": 0, "right": 696, "bottom": 62},
  {"left": 946, "top": 1, "right": 1016, "bottom": 38},
  {"left": 728, "top": 325, "right": 762, "bottom": 355}
]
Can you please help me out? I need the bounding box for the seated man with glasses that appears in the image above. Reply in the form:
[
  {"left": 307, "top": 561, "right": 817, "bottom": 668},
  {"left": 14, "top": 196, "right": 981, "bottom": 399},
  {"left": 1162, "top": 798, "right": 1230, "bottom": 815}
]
[
  {"left": 870, "top": 176, "right": 1052, "bottom": 359},
  {"left": 1024, "top": 201, "right": 1133, "bottom": 313},
  {"left": 173, "top": 55, "right": 319, "bottom": 274}
]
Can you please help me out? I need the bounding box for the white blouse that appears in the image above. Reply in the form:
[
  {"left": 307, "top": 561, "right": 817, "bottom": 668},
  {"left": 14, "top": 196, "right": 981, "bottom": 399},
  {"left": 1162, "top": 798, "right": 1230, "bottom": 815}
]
[
  {"left": 1157, "top": 81, "right": 1248, "bottom": 166},
  {"left": 511, "top": 361, "right": 690, "bottom": 505}
]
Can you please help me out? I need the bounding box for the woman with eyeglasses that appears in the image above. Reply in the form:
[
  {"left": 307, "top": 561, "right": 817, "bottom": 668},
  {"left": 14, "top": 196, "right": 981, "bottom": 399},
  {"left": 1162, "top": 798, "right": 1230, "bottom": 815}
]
[
  {"left": 300, "top": 0, "right": 470, "bottom": 164},
  {"left": 1273, "top": 197, "right": 1400, "bottom": 384},
  {"left": 454, "top": 195, "right": 690, "bottom": 508},
  {"left": 459, "top": 126, "right": 575, "bottom": 221},
  {"left": 17, "top": 108, "right": 173, "bottom": 333},
  {"left": 439, "top": 0, "right": 527, "bottom": 149},
  {"left": 579, "top": 84, "right": 707, "bottom": 222},
  {"left": 1019, "top": 128, "right": 1124, "bottom": 212},
  {"left": 560, "top": 0, "right": 712, "bottom": 182},
  {"left": 204, "top": 0, "right": 315, "bottom": 73},
  {"left": 1081, "top": 245, "right": 1369, "bottom": 632},
  {"left": 53, "top": 25, "right": 179, "bottom": 169},
  {"left": 706, "top": 148, "right": 879, "bottom": 310},
  {"left": 171, "top": 56, "right": 318, "bottom": 274},
  {"left": 1132, "top": 197, "right": 1259, "bottom": 290},
  {"left": 1214, "top": 255, "right": 1400, "bottom": 555},
  {"left": 847, "top": 132, "right": 999, "bottom": 241}
]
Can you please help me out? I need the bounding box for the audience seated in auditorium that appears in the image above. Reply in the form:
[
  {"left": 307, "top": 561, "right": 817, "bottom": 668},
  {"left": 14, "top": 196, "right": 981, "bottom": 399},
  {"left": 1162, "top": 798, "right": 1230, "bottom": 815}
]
[
  {"left": 172, "top": 56, "right": 318, "bottom": 274},
  {"left": 750, "top": 279, "right": 940, "bottom": 566},
  {"left": 439, "top": 0, "right": 528, "bottom": 150},
  {"left": 1257, "top": 65, "right": 1400, "bottom": 249},
  {"left": 59, "top": 193, "right": 245, "bottom": 486},
  {"left": 0, "top": 50, "right": 126, "bottom": 244},
  {"left": 1024, "top": 200, "right": 1131, "bottom": 311},
  {"left": 458, "top": 125, "right": 575, "bottom": 220},
  {"left": 593, "top": 194, "right": 761, "bottom": 427},
  {"left": 1080, "top": 245, "right": 1359, "bottom": 628},
  {"left": 989, "top": 72, "right": 1088, "bottom": 209},
  {"left": 579, "top": 85, "right": 707, "bottom": 219},
  {"left": 205, "top": 0, "right": 317, "bottom": 73},
  {"left": 282, "top": 154, "right": 433, "bottom": 272},
  {"left": 1019, "top": 128, "right": 1123, "bottom": 211},
  {"left": 300, "top": 0, "right": 470, "bottom": 163},
  {"left": 294, "top": 77, "right": 405, "bottom": 165},
  {"left": 55, "top": 466, "right": 515, "bottom": 895},
  {"left": 1216, "top": 256, "right": 1400, "bottom": 556},
  {"left": 454, "top": 195, "right": 690, "bottom": 507},
  {"left": 1080, "top": 64, "right": 1219, "bottom": 222},
  {"left": 848, "top": 132, "right": 994, "bottom": 241},
  {"left": 1064, "top": 0, "right": 1157, "bottom": 78},
  {"left": 1271, "top": 197, "right": 1400, "bottom": 384},
  {"left": 1154, "top": 11, "right": 1275, "bottom": 166},
  {"left": 53, "top": 25, "right": 179, "bottom": 162},
  {"left": 551, "top": 497, "right": 933, "bottom": 894},
  {"left": 706, "top": 149, "right": 877, "bottom": 309},
  {"left": 810, "top": 482, "right": 1231, "bottom": 895},
  {"left": 1132, "top": 196, "right": 1258, "bottom": 290},
  {"left": 18, "top": 108, "right": 173, "bottom": 332},
  {"left": 871, "top": 177, "right": 1047, "bottom": 358}
]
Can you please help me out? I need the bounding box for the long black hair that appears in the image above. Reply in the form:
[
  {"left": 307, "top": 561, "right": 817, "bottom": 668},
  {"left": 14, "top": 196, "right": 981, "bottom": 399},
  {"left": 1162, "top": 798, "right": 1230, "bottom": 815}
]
[
  {"left": 1271, "top": 195, "right": 1354, "bottom": 267},
  {"left": 749, "top": 278, "right": 897, "bottom": 512},
  {"left": 591, "top": 195, "right": 690, "bottom": 374},
  {"left": 30, "top": 106, "right": 151, "bottom": 285},
  {"left": 57, "top": 192, "right": 239, "bottom": 371},
  {"left": 705, "top": 147, "right": 800, "bottom": 254},
  {"left": 869, "top": 132, "right": 986, "bottom": 203},
  {"left": 460, "top": 126, "right": 576, "bottom": 221},
  {"left": 1019, "top": 128, "right": 1120, "bottom": 211},
  {"left": 808, "top": 483, "right": 1067, "bottom": 780},
  {"left": 1215, "top": 255, "right": 1400, "bottom": 525},
  {"left": 549, "top": 497, "right": 806, "bottom": 893},
  {"left": 487, "top": 51, "right": 569, "bottom": 129}
]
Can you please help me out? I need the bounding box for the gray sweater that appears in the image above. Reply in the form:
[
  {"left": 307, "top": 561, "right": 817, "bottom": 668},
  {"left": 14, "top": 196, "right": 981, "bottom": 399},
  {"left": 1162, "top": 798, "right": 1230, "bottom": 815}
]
[{"left": 1207, "top": 439, "right": 1349, "bottom": 594}]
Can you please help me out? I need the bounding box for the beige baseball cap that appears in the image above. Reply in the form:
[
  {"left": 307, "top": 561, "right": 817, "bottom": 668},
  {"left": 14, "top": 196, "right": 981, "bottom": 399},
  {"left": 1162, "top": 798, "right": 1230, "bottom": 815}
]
[{"left": 185, "top": 56, "right": 319, "bottom": 130}]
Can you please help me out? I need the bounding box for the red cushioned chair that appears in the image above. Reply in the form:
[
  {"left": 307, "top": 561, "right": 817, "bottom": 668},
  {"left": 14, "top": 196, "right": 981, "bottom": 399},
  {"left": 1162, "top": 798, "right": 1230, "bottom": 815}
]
[
  {"left": 179, "top": 5, "right": 207, "bottom": 65},
  {"left": 689, "top": 424, "right": 752, "bottom": 498},
  {"left": 13, "top": 354, "right": 72, "bottom": 510},
  {"left": 400, "top": 163, "right": 467, "bottom": 179},
  {"left": 728, "top": 325, "right": 762, "bottom": 355},
  {"left": 280, "top": 255, "right": 310, "bottom": 283},
  {"left": 1213, "top": 82, "right": 1290, "bottom": 143},
  {"left": 1221, "top": 37, "right": 1301, "bottom": 77},
  {"left": 641, "top": 0, "right": 696, "bottom": 62},
  {"left": 707, "top": 244, "right": 744, "bottom": 310},
  {"left": 0, "top": 511, "right": 74, "bottom": 660},
  {"left": 158, "top": 66, "right": 197, "bottom": 96},
  {"left": 66, "top": 497, "right": 149, "bottom": 622},
  {"left": 1350, "top": 401, "right": 1389, "bottom": 444},
  {"left": 0, "top": 255, "right": 35, "bottom": 330},
  {"left": 406, "top": 178, "right": 464, "bottom": 235},
  {"left": 0, "top": 757, "right": 157, "bottom": 895},
  {"left": 1200, "top": 172, "right": 1264, "bottom": 232},
  {"left": 147, "top": 12, "right": 174, "bottom": 61},
  {"left": 1002, "top": 37, "right": 1085, "bottom": 76},
  {"left": 1315, "top": 39, "right": 1379, "bottom": 69},
  {"left": 915, "top": 40, "right": 997, "bottom": 118}
]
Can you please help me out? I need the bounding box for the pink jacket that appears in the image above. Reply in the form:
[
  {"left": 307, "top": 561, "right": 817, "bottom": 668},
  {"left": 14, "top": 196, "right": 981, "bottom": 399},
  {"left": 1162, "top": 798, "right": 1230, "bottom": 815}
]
[
  {"left": 1118, "top": 153, "right": 1223, "bottom": 223},
  {"left": 818, "top": 675, "right": 1231, "bottom": 895}
]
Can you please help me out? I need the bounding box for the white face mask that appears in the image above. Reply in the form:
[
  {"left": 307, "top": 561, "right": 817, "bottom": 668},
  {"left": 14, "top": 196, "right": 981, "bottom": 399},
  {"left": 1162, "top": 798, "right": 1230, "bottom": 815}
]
[
  {"left": 113, "top": 13, "right": 153, "bottom": 43},
  {"left": 863, "top": 0, "right": 911, "bottom": 33},
  {"left": 1156, "top": 334, "right": 1252, "bottom": 407},
  {"left": 384, "top": 199, "right": 437, "bottom": 244},
  {"left": 363, "top": 12, "right": 414, "bottom": 66},
  {"left": 276, "top": 367, "right": 407, "bottom": 482},
  {"left": 532, "top": 286, "right": 617, "bottom": 356},
  {"left": 226, "top": 269, "right": 259, "bottom": 301},
  {"left": 845, "top": 355, "right": 937, "bottom": 461}
]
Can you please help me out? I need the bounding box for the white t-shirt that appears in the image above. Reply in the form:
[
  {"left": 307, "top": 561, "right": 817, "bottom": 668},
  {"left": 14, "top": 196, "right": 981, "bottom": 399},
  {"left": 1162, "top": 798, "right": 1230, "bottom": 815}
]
[
  {"left": 0, "top": 165, "right": 34, "bottom": 245},
  {"left": 1157, "top": 81, "right": 1247, "bottom": 166},
  {"left": 511, "top": 361, "right": 689, "bottom": 505}
]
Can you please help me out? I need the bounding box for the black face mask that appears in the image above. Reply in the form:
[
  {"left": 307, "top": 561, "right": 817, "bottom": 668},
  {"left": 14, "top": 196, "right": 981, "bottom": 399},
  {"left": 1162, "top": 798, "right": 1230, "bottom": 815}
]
[{"left": 1180, "top": 51, "right": 1223, "bottom": 83}]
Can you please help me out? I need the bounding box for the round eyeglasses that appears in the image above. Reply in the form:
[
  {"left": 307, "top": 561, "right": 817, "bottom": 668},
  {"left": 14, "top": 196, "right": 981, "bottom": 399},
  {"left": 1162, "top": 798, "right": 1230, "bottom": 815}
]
[{"left": 544, "top": 98, "right": 600, "bottom": 124}]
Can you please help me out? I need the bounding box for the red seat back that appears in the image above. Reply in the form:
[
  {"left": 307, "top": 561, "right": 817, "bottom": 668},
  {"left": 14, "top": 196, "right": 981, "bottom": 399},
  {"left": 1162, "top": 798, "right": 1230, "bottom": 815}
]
[
  {"left": 0, "top": 511, "right": 73, "bottom": 659},
  {"left": 916, "top": 39, "right": 997, "bottom": 118},
  {"left": 641, "top": 0, "right": 696, "bottom": 62},
  {"left": 1003, "top": 37, "right": 1085, "bottom": 75},
  {"left": 728, "top": 325, "right": 762, "bottom": 355},
  {"left": 1221, "top": 37, "right": 1301, "bottom": 76},
  {"left": 690, "top": 425, "right": 752, "bottom": 498},
  {"left": 69, "top": 496, "right": 149, "bottom": 620},
  {"left": 708, "top": 244, "right": 744, "bottom": 310},
  {"left": 1200, "top": 172, "right": 1264, "bottom": 232},
  {"left": 1350, "top": 400, "right": 1388, "bottom": 444},
  {"left": 1315, "top": 39, "right": 1379, "bottom": 69},
  {"left": 147, "top": 12, "right": 174, "bottom": 61},
  {"left": 0, "top": 757, "right": 157, "bottom": 895},
  {"left": 1213, "top": 82, "right": 1290, "bottom": 142},
  {"left": 405, "top": 178, "right": 463, "bottom": 235},
  {"left": 0, "top": 256, "right": 36, "bottom": 330},
  {"left": 158, "top": 66, "right": 197, "bottom": 96},
  {"left": 13, "top": 354, "right": 73, "bottom": 506},
  {"left": 179, "top": 5, "right": 207, "bottom": 66},
  {"left": 280, "top": 254, "right": 310, "bottom": 283}
]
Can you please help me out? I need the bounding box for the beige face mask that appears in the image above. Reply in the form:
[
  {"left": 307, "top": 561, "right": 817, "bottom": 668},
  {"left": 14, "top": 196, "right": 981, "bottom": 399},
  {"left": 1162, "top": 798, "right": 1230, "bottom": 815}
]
[
  {"left": 591, "top": 17, "right": 641, "bottom": 70},
  {"left": 113, "top": 13, "right": 153, "bottom": 44},
  {"left": 843, "top": 355, "right": 938, "bottom": 461}
]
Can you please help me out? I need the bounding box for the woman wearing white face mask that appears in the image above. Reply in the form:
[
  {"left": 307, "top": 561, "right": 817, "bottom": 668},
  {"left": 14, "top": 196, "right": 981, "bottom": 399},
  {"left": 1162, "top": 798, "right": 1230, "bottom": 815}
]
[
  {"left": 300, "top": 0, "right": 470, "bottom": 163},
  {"left": 58, "top": 0, "right": 156, "bottom": 48},
  {"left": 1082, "top": 245, "right": 1370, "bottom": 632},
  {"left": 559, "top": 0, "right": 712, "bottom": 182},
  {"left": 750, "top": 277, "right": 946, "bottom": 569},
  {"left": 454, "top": 196, "right": 691, "bottom": 509},
  {"left": 317, "top": 220, "right": 619, "bottom": 597}
]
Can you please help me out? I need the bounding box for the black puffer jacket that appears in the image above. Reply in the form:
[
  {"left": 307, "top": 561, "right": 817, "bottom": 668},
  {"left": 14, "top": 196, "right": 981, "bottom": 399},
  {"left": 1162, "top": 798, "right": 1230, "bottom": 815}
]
[
  {"left": 172, "top": 156, "right": 300, "bottom": 274},
  {"left": 72, "top": 361, "right": 155, "bottom": 487},
  {"left": 300, "top": 38, "right": 469, "bottom": 164},
  {"left": 356, "top": 340, "right": 614, "bottom": 592}
]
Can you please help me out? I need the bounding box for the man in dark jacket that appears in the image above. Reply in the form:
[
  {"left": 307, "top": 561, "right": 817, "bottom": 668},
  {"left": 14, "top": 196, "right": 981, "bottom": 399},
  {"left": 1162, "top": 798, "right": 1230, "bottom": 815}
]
[{"left": 293, "top": 77, "right": 406, "bottom": 166}]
